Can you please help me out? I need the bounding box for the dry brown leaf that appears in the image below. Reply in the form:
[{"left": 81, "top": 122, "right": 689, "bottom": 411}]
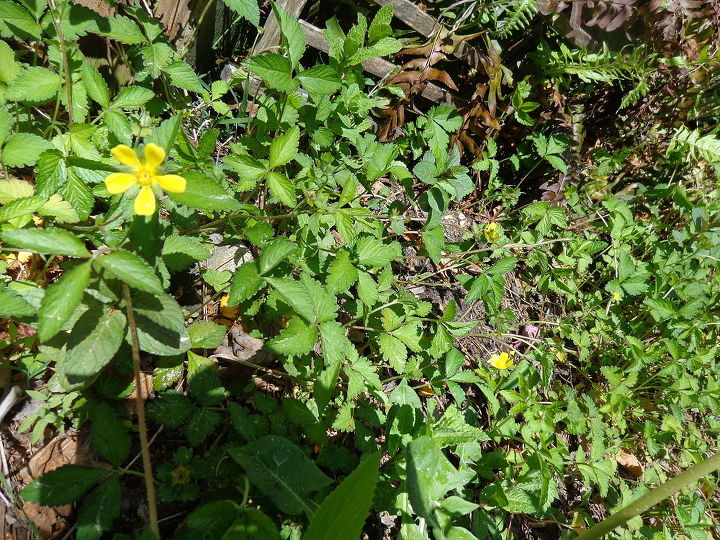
[{"left": 616, "top": 449, "right": 643, "bottom": 478}]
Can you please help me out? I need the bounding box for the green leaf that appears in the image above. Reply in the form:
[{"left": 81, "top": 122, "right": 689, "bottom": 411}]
[
  {"left": 378, "top": 333, "right": 407, "bottom": 372},
  {"left": 315, "top": 320, "right": 350, "bottom": 412},
  {"left": 169, "top": 171, "right": 241, "bottom": 211},
  {"left": 347, "top": 37, "right": 402, "bottom": 65},
  {"left": 228, "top": 262, "right": 263, "bottom": 305},
  {"left": 0, "top": 1, "right": 41, "bottom": 41},
  {"left": 304, "top": 452, "right": 381, "bottom": 540},
  {"left": 59, "top": 170, "right": 94, "bottom": 220},
  {"left": 163, "top": 61, "right": 205, "bottom": 93},
  {"left": 269, "top": 125, "right": 300, "bottom": 169},
  {"left": 147, "top": 391, "right": 196, "bottom": 428},
  {"left": 221, "top": 0, "right": 260, "bottom": 26},
  {"left": 422, "top": 227, "right": 445, "bottom": 263},
  {"left": 355, "top": 236, "right": 400, "bottom": 268},
  {"left": 243, "top": 53, "right": 297, "bottom": 93},
  {"left": 81, "top": 63, "right": 110, "bottom": 109},
  {"left": 0, "top": 196, "right": 45, "bottom": 223},
  {"left": 0, "top": 179, "right": 34, "bottom": 204},
  {"left": 162, "top": 235, "right": 211, "bottom": 270},
  {"left": 368, "top": 3, "right": 393, "bottom": 43},
  {"left": 6, "top": 66, "right": 62, "bottom": 103},
  {"left": 266, "top": 172, "right": 296, "bottom": 207},
  {"left": 266, "top": 274, "right": 337, "bottom": 324},
  {"left": 223, "top": 508, "right": 279, "bottom": 540},
  {"left": 224, "top": 153, "right": 267, "bottom": 188},
  {"left": 271, "top": 0, "right": 306, "bottom": 68},
  {"left": 185, "top": 409, "right": 222, "bottom": 446},
  {"left": 326, "top": 250, "right": 358, "bottom": 294},
  {"left": 0, "top": 228, "right": 90, "bottom": 258},
  {"left": 298, "top": 65, "right": 342, "bottom": 96},
  {"left": 132, "top": 292, "right": 191, "bottom": 356},
  {"left": 37, "top": 261, "right": 91, "bottom": 342},
  {"left": 1, "top": 133, "right": 52, "bottom": 167},
  {"left": 228, "top": 435, "right": 332, "bottom": 515},
  {"left": 488, "top": 257, "right": 517, "bottom": 275},
  {"left": 20, "top": 465, "right": 109, "bottom": 506},
  {"left": 110, "top": 85, "right": 154, "bottom": 110},
  {"left": 61, "top": 307, "right": 127, "bottom": 387},
  {"left": 0, "top": 39, "right": 20, "bottom": 85},
  {"left": 0, "top": 287, "right": 34, "bottom": 317},
  {"left": 188, "top": 321, "right": 227, "bottom": 349},
  {"left": 90, "top": 403, "right": 130, "bottom": 467},
  {"left": 0, "top": 108, "right": 13, "bottom": 145},
  {"left": 258, "top": 237, "right": 298, "bottom": 274},
  {"left": 356, "top": 271, "right": 378, "bottom": 307},
  {"left": 95, "top": 251, "right": 164, "bottom": 295},
  {"left": 267, "top": 315, "right": 318, "bottom": 356},
  {"left": 431, "top": 404, "right": 488, "bottom": 448},
  {"left": 188, "top": 351, "right": 225, "bottom": 406},
  {"left": 97, "top": 15, "right": 147, "bottom": 44},
  {"left": 76, "top": 475, "right": 122, "bottom": 540},
  {"left": 39, "top": 194, "right": 80, "bottom": 223}
]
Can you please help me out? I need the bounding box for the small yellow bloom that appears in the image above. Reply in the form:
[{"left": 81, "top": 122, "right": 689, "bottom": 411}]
[
  {"left": 612, "top": 292, "right": 622, "bottom": 300},
  {"left": 484, "top": 222, "right": 500, "bottom": 242},
  {"left": 488, "top": 351, "right": 514, "bottom": 370},
  {"left": 105, "top": 143, "right": 186, "bottom": 216},
  {"left": 219, "top": 294, "right": 240, "bottom": 323}
]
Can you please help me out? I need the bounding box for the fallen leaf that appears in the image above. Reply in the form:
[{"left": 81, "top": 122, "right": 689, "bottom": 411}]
[{"left": 616, "top": 449, "right": 643, "bottom": 478}]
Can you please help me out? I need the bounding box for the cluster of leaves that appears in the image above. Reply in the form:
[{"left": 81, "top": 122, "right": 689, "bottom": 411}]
[{"left": 0, "top": 0, "right": 719, "bottom": 539}]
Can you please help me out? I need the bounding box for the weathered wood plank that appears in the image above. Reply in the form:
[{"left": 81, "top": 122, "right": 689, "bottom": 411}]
[
  {"left": 253, "top": 0, "right": 310, "bottom": 54},
  {"left": 298, "top": 19, "right": 448, "bottom": 103},
  {"left": 373, "top": 0, "right": 440, "bottom": 38}
]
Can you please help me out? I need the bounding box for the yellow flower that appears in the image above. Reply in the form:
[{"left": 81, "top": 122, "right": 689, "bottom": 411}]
[
  {"left": 105, "top": 144, "right": 186, "bottom": 216},
  {"left": 488, "top": 351, "right": 514, "bottom": 370},
  {"left": 485, "top": 222, "right": 500, "bottom": 242},
  {"left": 612, "top": 292, "right": 622, "bottom": 300}
]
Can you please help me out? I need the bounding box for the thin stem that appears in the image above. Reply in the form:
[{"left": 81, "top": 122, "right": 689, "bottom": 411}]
[
  {"left": 122, "top": 284, "right": 159, "bottom": 538},
  {"left": 48, "top": 0, "right": 73, "bottom": 124},
  {"left": 575, "top": 450, "right": 720, "bottom": 540}
]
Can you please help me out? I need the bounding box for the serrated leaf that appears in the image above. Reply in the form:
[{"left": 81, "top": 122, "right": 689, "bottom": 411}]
[
  {"left": 169, "top": 171, "right": 240, "bottom": 211},
  {"left": 304, "top": 452, "right": 381, "bottom": 540},
  {"left": 488, "top": 257, "right": 517, "bottom": 275},
  {"left": 266, "top": 171, "right": 296, "bottom": 207},
  {"left": 0, "top": 179, "right": 34, "bottom": 204},
  {"left": 1, "top": 228, "right": 90, "bottom": 258},
  {"left": 152, "top": 355, "right": 184, "bottom": 391},
  {"left": 269, "top": 125, "right": 300, "bottom": 169},
  {"left": 224, "top": 153, "right": 267, "bottom": 187},
  {"left": 258, "top": 237, "right": 297, "bottom": 274},
  {"left": 162, "top": 235, "right": 211, "bottom": 270},
  {"left": 228, "top": 435, "right": 332, "bottom": 515},
  {"left": 39, "top": 194, "right": 80, "bottom": 223},
  {"left": 243, "top": 53, "right": 297, "bottom": 93},
  {"left": 110, "top": 85, "right": 154, "bottom": 110},
  {"left": 266, "top": 274, "right": 337, "bottom": 324},
  {"left": 20, "top": 465, "right": 109, "bottom": 506},
  {"left": 76, "top": 475, "right": 122, "bottom": 540},
  {"left": 147, "top": 390, "right": 196, "bottom": 428},
  {"left": 327, "top": 250, "right": 358, "bottom": 294},
  {"left": 356, "top": 271, "right": 378, "bottom": 307},
  {"left": 81, "top": 63, "right": 110, "bottom": 109},
  {"left": 315, "top": 320, "right": 350, "bottom": 412},
  {"left": 431, "top": 404, "right": 488, "bottom": 448},
  {"left": 378, "top": 333, "right": 407, "bottom": 372},
  {"left": 185, "top": 409, "right": 222, "bottom": 446},
  {"left": 298, "top": 65, "right": 341, "bottom": 96},
  {"left": 267, "top": 315, "right": 317, "bottom": 356},
  {"left": 61, "top": 307, "right": 127, "bottom": 387},
  {"left": 221, "top": 0, "right": 260, "bottom": 26},
  {"left": 188, "top": 320, "right": 227, "bottom": 349},
  {"left": 163, "top": 61, "right": 205, "bottom": 93},
  {"left": 228, "top": 262, "right": 263, "bottom": 305},
  {"left": 188, "top": 351, "right": 225, "bottom": 406},
  {"left": 6, "top": 67, "right": 62, "bottom": 103},
  {"left": 132, "top": 292, "right": 191, "bottom": 356},
  {"left": 37, "top": 261, "right": 91, "bottom": 342},
  {"left": 59, "top": 170, "right": 94, "bottom": 219},
  {"left": 0, "top": 1, "right": 42, "bottom": 41},
  {"left": 0, "top": 196, "right": 45, "bottom": 223},
  {"left": 348, "top": 37, "right": 402, "bottom": 65},
  {"left": 97, "top": 15, "right": 147, "bottom": 44},
  {"left": 95, "top": 251, "right": 163, "bottom": 294},
  {"left": 0, "top": 39, "right": 20, "bottom": 85},
  {"left": 271, "top": 0, "right": 306, "bottom": 68},
  {"left": 2, "top": 133, "right": 52, "bottom": 167},
  {"left": 355, "top": 236, "right": 400, "bottom": 268},
  {"left": 35, "top": 150, "right": 67, "bottom": 197},
  {"left": 0, "top": 287, "right": 34, "bottom": 317},
  {"left": 90, "top": 403, "right": 130, "bottom": 467}
]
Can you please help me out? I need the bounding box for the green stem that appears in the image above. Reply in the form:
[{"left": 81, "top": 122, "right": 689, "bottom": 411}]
[
  {"left": 575, "top": 450, "right": 720, "bottom": 540},
  {"left": 122, "top": 284, "right": 160, "bottom": 538},
  {"left": 48, "top": 0, "right": 74, "bottom": 124}
]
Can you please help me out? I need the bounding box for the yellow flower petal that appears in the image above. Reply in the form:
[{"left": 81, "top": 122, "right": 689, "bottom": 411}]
[
  {"left": 105, "top": 173, "right": 136, "bottom": 194},
  {"left": 111, "top": 145, "right": 141, "bottom": 169},
  {"left": 144, "top": 143, "right": 166, "bottom": 169},
  {"left": 155, "top": 174, "right": 186, "bottom": 194},
  {"left": 489, "top": 352, "right": 513, "bottom": 370},
  {"left": 134, "top": 185, "right": 156, "bottom": 215}
]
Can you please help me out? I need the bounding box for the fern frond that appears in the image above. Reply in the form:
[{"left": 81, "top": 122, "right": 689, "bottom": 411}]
[
  {"left": 619, "top": 80, "right": 649, "bottom": 110},
  {"left": 492, "top": 0, "right": 539, "bottom": 39},
  {"left": 669, "top": 127, "right": 720, "bottom": 164}
]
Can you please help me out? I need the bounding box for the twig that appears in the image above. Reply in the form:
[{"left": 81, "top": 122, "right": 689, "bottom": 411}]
[{"left": 123, "top": 285, "right": 159, "bottom": 538}]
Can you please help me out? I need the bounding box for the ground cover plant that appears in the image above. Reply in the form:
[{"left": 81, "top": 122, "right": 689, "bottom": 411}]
[{"left": 0, "top": 0, "right": 719, "bottom": 538}]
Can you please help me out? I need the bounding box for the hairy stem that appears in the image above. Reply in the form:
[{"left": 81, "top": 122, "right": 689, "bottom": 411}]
[{"left": 123, "top": 284, "right": 159, "bottom": 538}]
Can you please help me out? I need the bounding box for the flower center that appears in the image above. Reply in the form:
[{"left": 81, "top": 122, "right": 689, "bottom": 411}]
[{"left": 136, "top": 168, "right": 154, "bottom": 186}]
